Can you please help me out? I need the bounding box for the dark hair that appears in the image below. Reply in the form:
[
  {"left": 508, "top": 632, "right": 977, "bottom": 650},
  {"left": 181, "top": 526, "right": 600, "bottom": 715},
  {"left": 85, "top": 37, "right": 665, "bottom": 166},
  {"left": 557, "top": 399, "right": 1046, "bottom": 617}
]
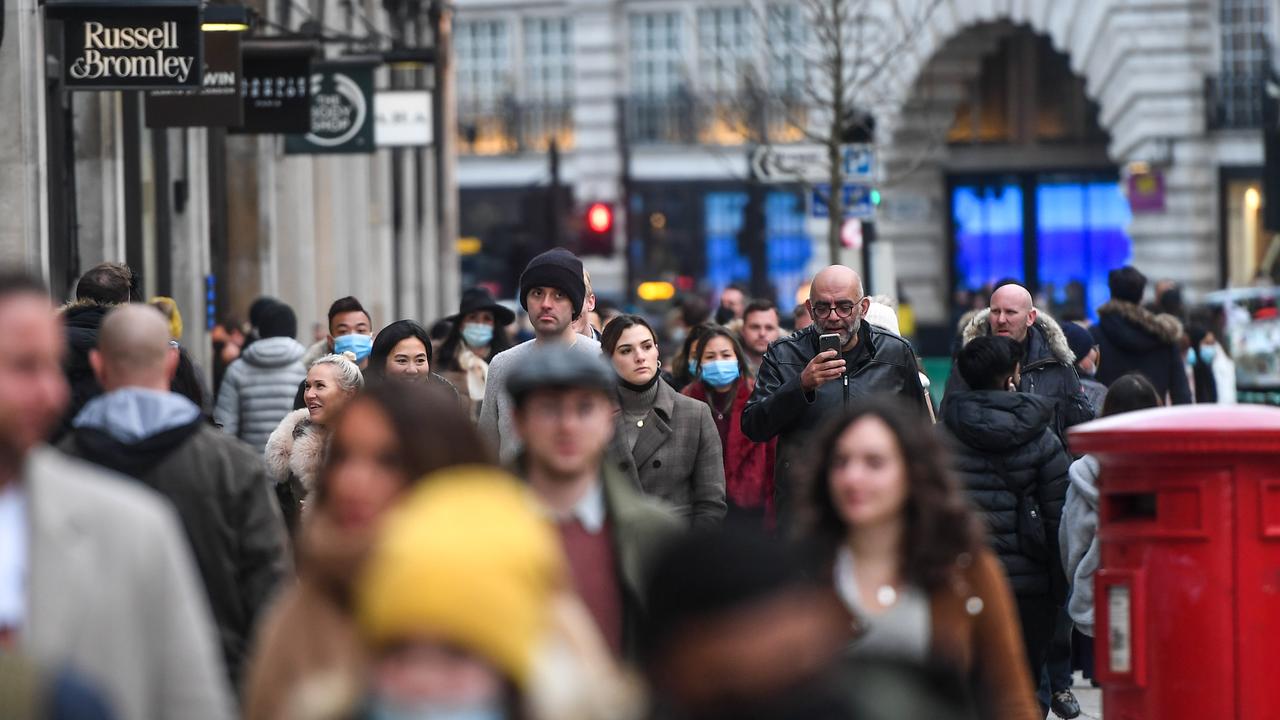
[
  {"left": 367, "top": 320, "right": 433, "bottom": 382},
  {"left": 247, "top": 297, "right": 279, "bottom": 328},
  {"left": 0, "top": 269, "right": 49, "bottom": 300},
  {"left": 691, "top": 324, "right": 752, "bottom": 382},
  {"left": 75, "top": 263, "right": 134, "bottom": 305},
  {"left": 257, "top": 302, "right": 298, "bottom": 339},
  {"left": 316, "top": 381, "right": 493, "bottom": 508},
  {"left": 327, "top": 296, "right": 370, "bottom": 328},
  {"left": 436, "top": 317, "right": 514, "bottom": 373},
  {"left": 1101, "top": 373, "right": 1162, "bottom": 417},
  {"left": 1108, "top": 266, "right": 1147, "bottom": 304},
  {"left": 680, "top": 296, "right": 710, "bottom": 328},
  {"left": 671, "top": 323, "right": 715, "bottom": 388},
  {"left": 956, "top": 335, "right": 1021, "bottom": 390},
  {"left": 801, "top": 397, "right": 981, "bottom": 591},
  {"left": 601, "top": 314, "right": 658, "bottom": 356},
  {"left": 743, "top": 298, "right": 779, "bottom": 323},
  {"left": 170, "top": 348, "right": 206, "bottom": 414}
]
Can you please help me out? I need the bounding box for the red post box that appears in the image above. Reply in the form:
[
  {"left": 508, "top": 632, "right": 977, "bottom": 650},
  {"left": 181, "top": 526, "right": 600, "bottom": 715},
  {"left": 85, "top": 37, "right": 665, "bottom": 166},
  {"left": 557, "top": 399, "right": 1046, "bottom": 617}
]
[{"left": 1069, "top": 405, "right": 1280, "bottom": 720}]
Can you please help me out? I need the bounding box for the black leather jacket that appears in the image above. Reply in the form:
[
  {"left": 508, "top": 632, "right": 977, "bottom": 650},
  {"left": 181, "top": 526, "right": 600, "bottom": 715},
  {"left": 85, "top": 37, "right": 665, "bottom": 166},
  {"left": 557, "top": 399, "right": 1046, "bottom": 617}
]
[{"left": 742, "top": 323, "right": 928, "bottom": 525}]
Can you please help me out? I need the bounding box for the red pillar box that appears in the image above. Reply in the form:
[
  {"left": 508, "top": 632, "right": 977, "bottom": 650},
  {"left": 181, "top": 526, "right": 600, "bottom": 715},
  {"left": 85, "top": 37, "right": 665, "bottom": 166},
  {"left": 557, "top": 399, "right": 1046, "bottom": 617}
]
[{"left": 1070, "top": 405, "right": 1280, "bottom": 720}]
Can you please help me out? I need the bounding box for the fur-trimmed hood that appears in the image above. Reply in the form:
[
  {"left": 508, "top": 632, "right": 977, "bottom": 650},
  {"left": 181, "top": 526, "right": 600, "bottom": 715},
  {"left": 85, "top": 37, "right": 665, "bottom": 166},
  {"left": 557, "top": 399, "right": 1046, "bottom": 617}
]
[
  {"left": 264, "top": 408, "right": 328, "bottom": 495},
  {"left": 1095, "top": 300, "right": 1183, "bottom": 350},
  {"left": 959, "top": 308, "right": 1076, "bottom": 368}
]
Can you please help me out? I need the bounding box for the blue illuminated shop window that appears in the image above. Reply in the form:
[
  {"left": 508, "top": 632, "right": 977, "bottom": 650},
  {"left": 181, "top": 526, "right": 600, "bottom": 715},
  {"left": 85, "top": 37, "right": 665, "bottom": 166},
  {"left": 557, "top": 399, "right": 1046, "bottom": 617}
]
[
  {"left": 1036, "top": 178, "right": 1132, "bottom": 320},
  {"left": 952, "top": 182, "right": 1025, "bottom": 291},
  {"left": 705, "top": 190, "right": 811, "bottom": 308}
]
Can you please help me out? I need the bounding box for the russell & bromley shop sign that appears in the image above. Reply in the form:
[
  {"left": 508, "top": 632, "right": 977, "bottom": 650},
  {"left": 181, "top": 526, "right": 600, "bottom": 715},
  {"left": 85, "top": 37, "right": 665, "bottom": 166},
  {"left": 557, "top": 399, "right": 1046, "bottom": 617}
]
[{"left": 48, "top": 1, "right": 202, "bottom": 90}]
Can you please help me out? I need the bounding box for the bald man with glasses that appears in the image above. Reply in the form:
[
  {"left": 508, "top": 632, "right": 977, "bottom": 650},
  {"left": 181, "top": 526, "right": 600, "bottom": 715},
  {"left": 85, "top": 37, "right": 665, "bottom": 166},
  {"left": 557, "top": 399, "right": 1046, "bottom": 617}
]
[{"left": 743, "top": 266, "right": 930, "bottom": 527}]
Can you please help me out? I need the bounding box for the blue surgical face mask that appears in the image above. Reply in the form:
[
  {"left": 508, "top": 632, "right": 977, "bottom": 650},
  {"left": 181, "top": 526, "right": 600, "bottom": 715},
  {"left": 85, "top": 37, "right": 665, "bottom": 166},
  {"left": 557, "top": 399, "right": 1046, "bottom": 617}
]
[
  {"left": 368, "top": 697, "right": 505, "bottom": 720},
  {"left": 687, "top": 358, "right": 698, "bottom": 376},
  {"left": 1198, "top": 344, "right": 1217, "bottom": 365},
  {"left": 461, "top": 323, "right": 494, "bottom": 348},
  {"left": 334, "top": 333, "right": 374, "bottom": 363},
  {"left": 701, "top": 359, "right": 740, "bottom": 388}
]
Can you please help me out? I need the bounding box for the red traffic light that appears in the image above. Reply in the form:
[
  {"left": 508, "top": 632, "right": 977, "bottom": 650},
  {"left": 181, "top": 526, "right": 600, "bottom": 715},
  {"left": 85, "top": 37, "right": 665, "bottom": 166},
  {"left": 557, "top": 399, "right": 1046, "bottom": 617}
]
[{"left": 586, "top": 203, "right": 613, "bottom": 234}]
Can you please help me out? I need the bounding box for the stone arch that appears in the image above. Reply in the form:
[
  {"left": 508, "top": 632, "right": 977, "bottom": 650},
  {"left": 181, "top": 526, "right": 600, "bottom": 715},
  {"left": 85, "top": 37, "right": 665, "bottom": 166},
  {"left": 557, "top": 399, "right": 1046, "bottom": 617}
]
[{"left": 871, "top": 0, "right": 1216, "bottom": 326}]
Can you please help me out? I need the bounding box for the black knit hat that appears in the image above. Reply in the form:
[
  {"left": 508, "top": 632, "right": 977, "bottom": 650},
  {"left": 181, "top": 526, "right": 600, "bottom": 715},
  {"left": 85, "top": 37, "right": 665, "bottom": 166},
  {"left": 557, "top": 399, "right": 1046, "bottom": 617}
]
[{"left": 518, "top": 248, "right": 586, "bottom": 320}]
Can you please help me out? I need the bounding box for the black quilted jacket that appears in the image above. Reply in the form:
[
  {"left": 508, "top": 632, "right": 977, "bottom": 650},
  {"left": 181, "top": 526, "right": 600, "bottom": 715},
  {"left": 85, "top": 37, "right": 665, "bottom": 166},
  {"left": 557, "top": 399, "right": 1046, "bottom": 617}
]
[{"left": 940, "top": 390, "right": 1070, "bottom": 598}]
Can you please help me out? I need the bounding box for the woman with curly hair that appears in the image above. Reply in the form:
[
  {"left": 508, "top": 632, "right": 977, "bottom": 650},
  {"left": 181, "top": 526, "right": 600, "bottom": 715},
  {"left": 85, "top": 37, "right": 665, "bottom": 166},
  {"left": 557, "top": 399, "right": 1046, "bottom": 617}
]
[{"left": 800, "top": 397, "right": 1040, "bottom": 720}]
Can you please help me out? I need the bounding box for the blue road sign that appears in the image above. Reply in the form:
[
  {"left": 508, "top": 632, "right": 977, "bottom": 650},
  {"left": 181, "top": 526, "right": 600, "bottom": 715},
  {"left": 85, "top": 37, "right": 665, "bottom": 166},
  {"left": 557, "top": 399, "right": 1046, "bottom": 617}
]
[{"left": 812, "top": 184, "right": 874, "bottom": 220}]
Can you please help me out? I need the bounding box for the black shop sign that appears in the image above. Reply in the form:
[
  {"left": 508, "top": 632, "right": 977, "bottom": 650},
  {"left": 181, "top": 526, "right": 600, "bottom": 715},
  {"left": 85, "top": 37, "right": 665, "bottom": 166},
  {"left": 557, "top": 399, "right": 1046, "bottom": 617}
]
[
  {"left": 49, "top": 2, "right": 202, "bottom": 90},
  {"left": 229, "top": 39, "right": 316, "bottom": 134},
  {"left": 145, "top": 31, "right": 243, "bottom": 127},
  {"left": 285, "top": 61, "right": 377, "bottom": 154}
]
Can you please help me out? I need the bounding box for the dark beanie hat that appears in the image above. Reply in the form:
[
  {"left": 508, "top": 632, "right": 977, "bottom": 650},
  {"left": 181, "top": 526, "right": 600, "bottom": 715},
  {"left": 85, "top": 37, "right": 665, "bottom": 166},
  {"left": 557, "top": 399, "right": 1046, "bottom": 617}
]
[
  {"left": 1060, "top": 321, "right": 1096, "bottom": 367},
  {"left": 519, "top": 248, "right": 586, "bottom": 320},
  {"left": 257, "top": 302, "right": 297, "bottom": 339}
]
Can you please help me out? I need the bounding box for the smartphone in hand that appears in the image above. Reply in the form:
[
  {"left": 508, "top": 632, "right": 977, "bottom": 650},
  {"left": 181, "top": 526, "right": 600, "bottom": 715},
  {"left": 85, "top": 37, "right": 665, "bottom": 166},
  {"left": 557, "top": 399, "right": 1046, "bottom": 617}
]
[{"left": 818, "top": 333, "right": 842, "bottom": 356}]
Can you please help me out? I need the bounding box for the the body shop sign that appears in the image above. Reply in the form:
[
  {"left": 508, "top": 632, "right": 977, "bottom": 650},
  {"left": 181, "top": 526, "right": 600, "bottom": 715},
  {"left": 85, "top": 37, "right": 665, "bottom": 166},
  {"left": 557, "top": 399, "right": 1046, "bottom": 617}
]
[
  {"left": 50, "top": 2, "right": 202, "bottom": 90},
  {"left": 285, "top": 61, "right": 375, "bottom": 154}
]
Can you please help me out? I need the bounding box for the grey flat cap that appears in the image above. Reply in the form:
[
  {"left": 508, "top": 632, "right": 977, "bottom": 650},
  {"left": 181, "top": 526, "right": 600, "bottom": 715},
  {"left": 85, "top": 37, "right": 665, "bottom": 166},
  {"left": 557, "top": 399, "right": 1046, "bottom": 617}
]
[{"left": 506, "top": 343, "right": 617, "bottom": 402}]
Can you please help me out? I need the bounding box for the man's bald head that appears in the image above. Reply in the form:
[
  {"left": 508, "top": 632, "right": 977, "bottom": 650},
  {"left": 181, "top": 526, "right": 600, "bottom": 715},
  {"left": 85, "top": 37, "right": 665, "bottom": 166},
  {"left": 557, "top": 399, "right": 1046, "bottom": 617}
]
[
  {"left": 807, "top": 265, "right": 870, "bottom": 348},
  {"left": 92, "top": 304, "right": 179, "bottom": 392},
  {"left": 988, "top": 283, "right": 1037, "bottom": 343}
]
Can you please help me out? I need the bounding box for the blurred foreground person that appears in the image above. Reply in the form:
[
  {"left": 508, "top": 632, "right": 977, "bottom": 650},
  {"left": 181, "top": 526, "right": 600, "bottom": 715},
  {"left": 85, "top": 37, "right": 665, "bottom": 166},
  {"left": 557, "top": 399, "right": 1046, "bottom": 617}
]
[
  {"left": 215, "top": 301, "right": 308, "bottom": 452},
  {"left": 602, "top": 315, "right": 726, "bottom": 527},
  {"left": 244, "top": 383, "right": 491, "bottom": 720},
  {"left": 803, "top": 398, "right": 1040, "bottom": 720},
  {"left": 645, "top": 526, "right": 980, "bottom": 720},
  {"left": 0, "top": 654, "right": 117, "bottom": 720},
  {"left": 682, "top": 326, "right": 775, "bottom": 527},
  {"left": 941, "top": 336, "right": 1069, "bottom": 716},
  {"left": 0, "top": 270, "right": 233, "bottom": 719},
  {"left": 508, "top": 345, "right": 680, "bottom": 661},
  {"left": 266, "top": 353, "right": 364, "bottom": 532},
  {"left": 60, "top": 304, "right": 290, "bottom": 692},
  {"left": 1061, "top": 373, "right": 1161, "bottom": 684},
  {"left": 351, "top": 468, "right": 641, "bottom": 720}
]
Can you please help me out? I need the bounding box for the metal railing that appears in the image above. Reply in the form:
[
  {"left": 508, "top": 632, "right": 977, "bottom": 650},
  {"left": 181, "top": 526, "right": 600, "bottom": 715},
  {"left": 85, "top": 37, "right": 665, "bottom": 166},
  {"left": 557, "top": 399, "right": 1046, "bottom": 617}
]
[{"left": 458, "top": 98, "right": 574, "bottom": 155}]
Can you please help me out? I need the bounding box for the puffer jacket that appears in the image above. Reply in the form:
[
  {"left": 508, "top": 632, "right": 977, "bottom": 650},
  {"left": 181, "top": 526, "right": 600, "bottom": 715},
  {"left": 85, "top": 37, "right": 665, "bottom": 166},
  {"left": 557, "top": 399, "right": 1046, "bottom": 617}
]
[
  {"left": 943, "top": 309, "right": 1094, "bottom": 447},
  {"left": 215, "top": 336, "right": 308, "bottom": 452},
  {"left": 60, "top": 388, "right": 291, "bottom": 690},
  {"left": 1061, "top": 455, "right": 1100, "bottom": 636},
  {"left": 941, "top": 390, "right": 1070, "bottom": 599},
  {"left": 743, "top": 322, "right": 929, "bottom": 526},
  {"left": 1091, "top": 300, "right": 1192, "bottom": 405}
]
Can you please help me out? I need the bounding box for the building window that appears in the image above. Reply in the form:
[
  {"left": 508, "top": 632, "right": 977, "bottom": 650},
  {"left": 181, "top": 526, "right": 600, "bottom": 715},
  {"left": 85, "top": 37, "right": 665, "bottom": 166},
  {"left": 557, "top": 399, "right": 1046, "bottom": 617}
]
[
  {"left": 1214, "top": 0, "right": 1271, "bottom": 128},
  {"left": 629, "top": 11, "right": 685, "bottom": 98},
  {"left": 767, "top": 2, "right": 808, "bottom": 142},
  {"left": 696, "top": 5, "right": 752, "bottom": 144},
  {"left": 456, "top": 19, "right": 515, "bottom": 154},
  {"left": 522, "top": 16, "right": 575, "bottom": 151}
]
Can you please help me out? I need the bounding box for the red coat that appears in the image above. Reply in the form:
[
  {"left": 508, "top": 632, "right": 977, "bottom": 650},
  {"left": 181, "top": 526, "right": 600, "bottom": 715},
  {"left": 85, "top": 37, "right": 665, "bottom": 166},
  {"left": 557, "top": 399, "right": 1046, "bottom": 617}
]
[{"left": 682, "top": 378, "right": 776, "bottom": 523}]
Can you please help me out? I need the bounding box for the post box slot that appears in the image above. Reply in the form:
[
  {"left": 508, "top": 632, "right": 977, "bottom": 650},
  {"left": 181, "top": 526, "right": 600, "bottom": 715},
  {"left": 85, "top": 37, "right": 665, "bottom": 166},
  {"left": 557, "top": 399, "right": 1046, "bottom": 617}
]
[{"left": 1107, "top": 492, "right": 1158, "bottom": 521}]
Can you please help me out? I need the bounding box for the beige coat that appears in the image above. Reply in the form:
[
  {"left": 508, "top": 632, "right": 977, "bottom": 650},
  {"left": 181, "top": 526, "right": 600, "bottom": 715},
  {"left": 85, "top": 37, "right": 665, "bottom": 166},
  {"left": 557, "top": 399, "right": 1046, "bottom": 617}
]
[{"left": 22, "top": 447, "right": 234, "bottom": 720}]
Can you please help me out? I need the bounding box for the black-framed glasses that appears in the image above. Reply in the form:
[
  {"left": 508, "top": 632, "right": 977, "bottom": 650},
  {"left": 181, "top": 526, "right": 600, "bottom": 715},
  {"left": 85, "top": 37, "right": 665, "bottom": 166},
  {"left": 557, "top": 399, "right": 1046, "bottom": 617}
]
[{"left": 812, "top": 301, "right": 859, "bottom": 319}]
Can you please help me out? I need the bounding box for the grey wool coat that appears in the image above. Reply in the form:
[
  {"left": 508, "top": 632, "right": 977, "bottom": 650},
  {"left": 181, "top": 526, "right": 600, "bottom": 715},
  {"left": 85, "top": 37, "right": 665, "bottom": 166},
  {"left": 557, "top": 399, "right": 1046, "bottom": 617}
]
[
  {"left": 22, "top": 447, "right": 235, "bottom": 720},
  {"left": 609, "top": 379, "right": 727, "bottom": 528}
]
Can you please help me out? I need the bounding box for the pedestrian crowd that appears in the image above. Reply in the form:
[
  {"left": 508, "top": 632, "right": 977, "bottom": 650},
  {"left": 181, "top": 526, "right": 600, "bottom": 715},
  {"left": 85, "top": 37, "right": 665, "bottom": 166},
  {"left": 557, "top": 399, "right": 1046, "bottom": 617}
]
[{"left": 0, "top": 251, "right": 1233, "bottom": 719}]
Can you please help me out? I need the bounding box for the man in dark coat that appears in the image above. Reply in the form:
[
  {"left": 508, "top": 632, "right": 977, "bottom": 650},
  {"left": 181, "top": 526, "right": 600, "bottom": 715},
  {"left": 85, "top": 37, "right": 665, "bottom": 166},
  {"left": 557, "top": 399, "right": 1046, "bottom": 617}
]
[
  {"left": 507, "top": 344, "right": 680, "bottom": 663},
  {"left": 59, "top": 304, "right": 291, "bottom": 691},
  {"left": 54, "top": 263, "right": 137, "bottom": 442},
  {"left": 941, "top": 335, "right": 1071, "bottom": 718},
  {"left": 944, "top": 283, "right": 1094, "bottom": 445},
  {"left": 742, "top": 265, "right": 929, "bottom": 527},
  {"left": 1090, "top": 266, "right": 1191, "bottom": 405}
]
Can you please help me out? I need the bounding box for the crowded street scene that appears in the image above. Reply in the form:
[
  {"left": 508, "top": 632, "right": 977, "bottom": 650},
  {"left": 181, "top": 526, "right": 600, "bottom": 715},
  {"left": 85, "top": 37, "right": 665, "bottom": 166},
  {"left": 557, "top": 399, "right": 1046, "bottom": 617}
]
[{"left": 2, "top": 0, "right": 1280, "bottom": 717}]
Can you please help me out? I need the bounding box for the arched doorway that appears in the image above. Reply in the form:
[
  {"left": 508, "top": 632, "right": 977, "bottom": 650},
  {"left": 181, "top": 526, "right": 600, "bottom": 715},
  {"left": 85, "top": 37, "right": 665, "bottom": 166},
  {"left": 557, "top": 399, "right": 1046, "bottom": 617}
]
[{"left": 877, "top": 21, "right": 1133, "bottom": 350}]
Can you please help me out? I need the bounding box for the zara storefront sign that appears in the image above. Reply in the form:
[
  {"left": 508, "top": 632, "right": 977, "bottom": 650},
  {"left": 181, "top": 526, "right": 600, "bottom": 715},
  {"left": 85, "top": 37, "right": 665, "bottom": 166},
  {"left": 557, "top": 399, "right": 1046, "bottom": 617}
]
[{"left": 51, "top": 3, "right": 202, "bottom": 90}]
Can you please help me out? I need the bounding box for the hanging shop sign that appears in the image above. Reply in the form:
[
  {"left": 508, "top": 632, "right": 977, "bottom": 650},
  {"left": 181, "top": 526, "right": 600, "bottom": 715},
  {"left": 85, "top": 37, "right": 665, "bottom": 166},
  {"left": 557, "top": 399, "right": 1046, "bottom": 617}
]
[
  {"left": 48, "top": 1, "right": 202, "bottom": 90},
  {"left": 145, "top": 30, "right": 242, "bottom": 127},
  {"left": 285, "top": 61, "right": 377, "bottom": 154},
  {"left": 229, "top": 39, "right": 316, "bottom": 134},
  {"left": 374, "top": 90, "right": 433, "bottom": 147}
]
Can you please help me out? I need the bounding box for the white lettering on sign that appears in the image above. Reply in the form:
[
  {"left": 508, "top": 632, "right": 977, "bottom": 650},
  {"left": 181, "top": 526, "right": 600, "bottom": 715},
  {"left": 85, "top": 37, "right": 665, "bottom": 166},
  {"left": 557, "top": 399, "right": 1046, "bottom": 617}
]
[{"left": 67, "top": 21, "right": 196, "bottom": 83}]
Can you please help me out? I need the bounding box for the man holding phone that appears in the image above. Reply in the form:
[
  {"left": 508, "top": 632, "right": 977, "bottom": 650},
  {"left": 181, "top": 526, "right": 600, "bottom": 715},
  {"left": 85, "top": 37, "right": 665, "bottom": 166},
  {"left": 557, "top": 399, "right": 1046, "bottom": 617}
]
[{"left": 743, "top": 265, "right": 930, "bottom": 527}]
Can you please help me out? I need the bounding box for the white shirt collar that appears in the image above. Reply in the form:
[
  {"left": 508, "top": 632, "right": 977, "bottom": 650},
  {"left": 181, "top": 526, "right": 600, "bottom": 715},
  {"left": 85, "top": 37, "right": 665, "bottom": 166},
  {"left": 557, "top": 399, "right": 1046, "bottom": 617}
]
[
  {"left": 0, "top": 483, "right": 28, "bottom": 630},
  {"left": 545, "top": 481, "right": 606, "bottom": 535}
]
